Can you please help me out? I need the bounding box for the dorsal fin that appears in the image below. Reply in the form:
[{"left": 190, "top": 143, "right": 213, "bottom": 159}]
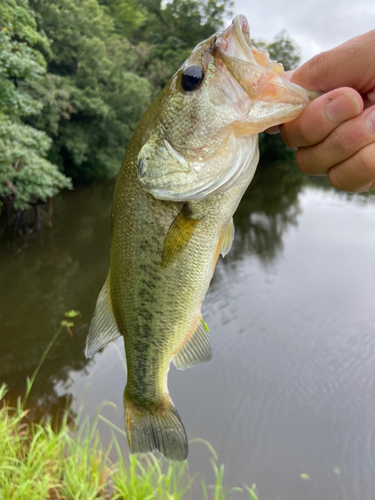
[
  {"left": 85, "top": 276, "right": 121, "bottom": 358},
  {"left": 173, "top": 318, "right": 212, "bottom": 370}
]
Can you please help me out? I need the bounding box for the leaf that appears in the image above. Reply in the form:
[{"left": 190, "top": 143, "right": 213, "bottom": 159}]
[
  {"left": 300, "top": 473, "right": 310, "bottom": 480},
  {"left": 64, "top": 310, "right": 81, "bottom": 318},
  {"left": 60, "top": 320, "right": 74, "bottom": 328}
]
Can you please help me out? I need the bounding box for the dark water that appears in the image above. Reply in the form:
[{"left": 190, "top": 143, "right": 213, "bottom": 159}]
[{"left": 1, "top": 164, "right": 375, "bottom": 500}]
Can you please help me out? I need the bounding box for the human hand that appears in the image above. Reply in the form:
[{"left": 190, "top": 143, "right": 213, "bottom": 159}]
[{"left": 276, "top": 30, "right": 375, "bottom": 192}]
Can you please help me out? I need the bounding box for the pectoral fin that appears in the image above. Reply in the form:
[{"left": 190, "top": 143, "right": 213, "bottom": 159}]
[
  {"left": 220, "top": 217, "right": 235, "bottom": 257},
  {"left": 85, "top": 276, "right": 121, "bottom": 358},
  {"left": 173, "top": 317, "right": 212, "bottom": 370},
  {"left": 162, "top": 203, "right": 202, "bottom": 268},
  {"left": 212, "top": 218, "right": 235, "bottom": 275}
]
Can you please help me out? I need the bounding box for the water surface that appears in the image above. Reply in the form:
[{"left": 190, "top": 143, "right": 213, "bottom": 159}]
[{"left": 1, "top": 165, "right": 375, "bottom": 500}]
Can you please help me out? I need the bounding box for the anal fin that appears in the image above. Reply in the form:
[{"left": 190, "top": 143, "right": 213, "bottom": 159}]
[
  {"left": 173, "top": 318, "right": 212, "bottom": 370},
  {"left": 85, "top": 275, "right": 121, "bottom": 358}
]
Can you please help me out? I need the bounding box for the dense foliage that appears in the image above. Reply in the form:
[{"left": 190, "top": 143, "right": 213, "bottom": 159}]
[
  {"left": 28, "top": 0, "right": 152, "bottom": 181},
  {"left": 0, "top": 0, "right": 301, "bottom": 213},
  {"left": 0, "top": 0, "right": 72, "bottom": 210}
]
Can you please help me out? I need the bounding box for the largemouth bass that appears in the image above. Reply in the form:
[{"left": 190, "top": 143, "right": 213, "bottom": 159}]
[{"left": 85, "top": 15, "right": 317, "bottom": 461}]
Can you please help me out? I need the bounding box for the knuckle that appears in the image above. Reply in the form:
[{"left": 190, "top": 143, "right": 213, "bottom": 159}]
[
  {"left": 296, "top": 146, "right": 328, "bottom": 175},
  {"left": 281, "top": 114, "right": 315, "bottom": 148},
  {"left": 280, "top": 125, "right": 293, "bottom": 148},
  {"left": 305, "top": 52, "right": 331, "bottom": 89},
  {"left": 327, "top": 166, "right": 346, "bottom": 191},
  {"left": 295, "top": 148, "right": 311, "bottom": 173},
  {"left": 357, "top": 144, "right": 375, "bottom": 177},
  {"left": 298, "top": 120, "right": 316, "bottom": 145},
  {"left": 327, "top": 111, "right": 374, "bottom": 160},
  {"left": 329, "top": 131, "right": 348, "bottom": 156},
  {"left": 327, "top": 143, "right": 375, "bottom": 192},
  {"left": 343, "top": 44, "right": 358, "bottom": 62}
]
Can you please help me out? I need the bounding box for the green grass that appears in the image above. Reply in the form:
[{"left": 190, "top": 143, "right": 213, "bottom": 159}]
[
  {"left": 0, "top": 314, "right": 260, "bottom": 500},
  {"left": 0, "top": 383, "right": 109, "bottom": 500},
  {"left": 0, "top": 383, "right": 259, "bottom": 499}
]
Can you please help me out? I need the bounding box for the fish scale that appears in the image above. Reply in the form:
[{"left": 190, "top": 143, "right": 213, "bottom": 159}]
[{"left": 85, "top": 14, "right": 318, "bottom": 461}]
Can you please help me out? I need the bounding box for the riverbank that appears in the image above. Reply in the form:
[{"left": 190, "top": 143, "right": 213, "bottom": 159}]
[
  {"left": 0, "top": 314, "right": 260, "bottom": 500},
  {"left": 0, "top": 380, "right": 180, "bottom": 499},
  {"left": 0, "top": 385, "right": 258, "bottom": 500}
]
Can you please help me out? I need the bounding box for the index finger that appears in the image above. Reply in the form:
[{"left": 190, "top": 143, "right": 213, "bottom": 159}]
[
  {"left": 289, "top": 30, "right": 375, "bottom": 95},
  {"left": 280, "top": 88, "right": 363, "bottom": 148}
]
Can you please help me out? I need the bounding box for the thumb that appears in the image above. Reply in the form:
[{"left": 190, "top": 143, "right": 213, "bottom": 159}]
[{"left": 287, "top": 30, "right": 375, "bottom": 95}]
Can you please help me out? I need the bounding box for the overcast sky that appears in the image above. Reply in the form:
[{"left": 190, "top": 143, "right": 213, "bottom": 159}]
[{"left": 231, "top": 0, "right": 375, "bottom": 63}]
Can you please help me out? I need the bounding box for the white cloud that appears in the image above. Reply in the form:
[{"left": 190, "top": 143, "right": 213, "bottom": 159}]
[{"left": 232, "top": 0, "right": 375, "bottom": 63}]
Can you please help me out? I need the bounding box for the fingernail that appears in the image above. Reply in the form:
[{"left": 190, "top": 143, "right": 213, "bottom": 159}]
[
  {"left": 325, "top": 93, "right": 361, "bottom": 124},
  {"left": 355, "top": 182, "right": 374, "bottom": 193},
  {"left": 365, "top": 108, "right": 375, "bottom": 134},
  {"left": 266, "top": 125, "right": 280, "bottom": 135}
]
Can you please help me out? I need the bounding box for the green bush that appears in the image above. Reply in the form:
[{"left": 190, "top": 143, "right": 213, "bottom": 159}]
[{"left": 0, "top": 0, "right": 71, "bottom": 210}]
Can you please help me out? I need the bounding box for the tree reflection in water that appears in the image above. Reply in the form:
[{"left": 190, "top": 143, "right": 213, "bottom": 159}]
[
  {"left": 0, "top": 182, "right": 114, "bottom": 420},
  {"left": 0, "top": 164, "right": 306, "bottom": 422},
  {"left": 229, "top": 161, "right": 306, "bottom": 264}
]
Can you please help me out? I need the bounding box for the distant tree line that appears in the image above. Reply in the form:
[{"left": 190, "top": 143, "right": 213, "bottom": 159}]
[{"left": 0, "top": 0, "right": 300, "bottom": 213}]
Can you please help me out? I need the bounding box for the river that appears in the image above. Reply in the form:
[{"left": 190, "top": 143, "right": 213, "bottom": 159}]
[{"left": 1, "top": 163, "right": 375, "bottom": 500}]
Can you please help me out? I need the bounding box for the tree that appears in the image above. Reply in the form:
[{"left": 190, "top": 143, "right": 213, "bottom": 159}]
[
  {"left": 117, "top": 0, "right": 233, "bottom": 94},
  {"left": 12, "top": 0, "right": 232, "bottom": 183},
  {"left": 254, "top": 30, "right": 301, "bottom": 72},
  {"left": 29, "top": 0, "right": 152, "bottom": 181},
  {"left": 99, "top": 0, "right": 148, "bottom": 38},
  {"left": 0, "top": 0, "right": 71, "bottom": 211}
]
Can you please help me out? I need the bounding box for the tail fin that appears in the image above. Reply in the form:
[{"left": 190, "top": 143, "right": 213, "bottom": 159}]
[{"left": 124, "top": 395, "right": 188, "bottom": 461}]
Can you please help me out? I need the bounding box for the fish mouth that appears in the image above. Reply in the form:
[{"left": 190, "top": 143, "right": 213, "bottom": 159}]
[
  {"left": 213, "top": 15, "right": 317, "bottom": 106},
  {"left": 214, "top": 15, "right": 259, "bottom": 68}
]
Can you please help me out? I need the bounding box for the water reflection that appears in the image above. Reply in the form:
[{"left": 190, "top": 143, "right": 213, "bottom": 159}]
[
  {"left": 0, "top": 164, "right": 305, "bottom": 420},
  {"left": 231, "top": 162, "right": 306, "bottom": 264},
  {"left": 0, "top": 182, "right": 114, "bottom": 418},
  {"left": 0, "top": 165, "right": 341, "bottom": 414}
]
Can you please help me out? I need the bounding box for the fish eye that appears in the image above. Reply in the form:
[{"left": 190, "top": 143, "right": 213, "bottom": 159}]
[{"left": 181, "top": 65, "right": 205, "bottom": 92}]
